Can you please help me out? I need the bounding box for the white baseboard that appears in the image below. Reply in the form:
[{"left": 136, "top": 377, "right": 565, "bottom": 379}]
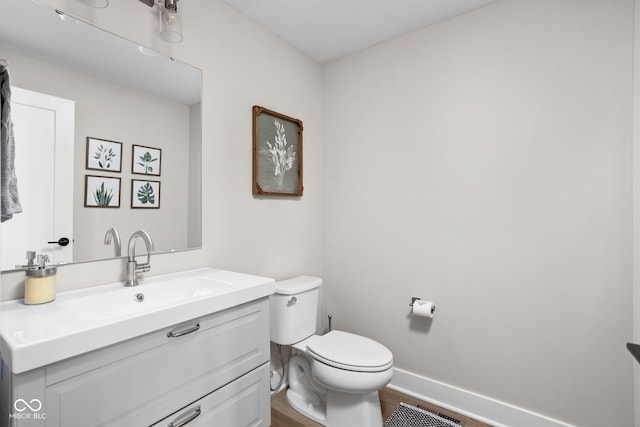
[{"left": 388, "top": 368, "right": 574, "bottom": 427}]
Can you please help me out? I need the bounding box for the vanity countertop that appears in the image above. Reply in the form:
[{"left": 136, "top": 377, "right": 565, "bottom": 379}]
[{"left": 0, "top": 268, "right": 275, "bottom": 374}]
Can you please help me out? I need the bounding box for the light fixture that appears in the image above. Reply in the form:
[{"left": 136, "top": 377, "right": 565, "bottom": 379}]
[
  {"left": 158, "top": 0, "right": 183, "bottom": 43},
  {"left": 82, "top": 0, "right": 109, "bottom": 8}
]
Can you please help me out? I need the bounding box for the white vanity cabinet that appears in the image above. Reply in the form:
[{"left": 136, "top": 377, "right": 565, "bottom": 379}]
[{"left": 1, "top": 298, "right": 271, "bottom": 427}]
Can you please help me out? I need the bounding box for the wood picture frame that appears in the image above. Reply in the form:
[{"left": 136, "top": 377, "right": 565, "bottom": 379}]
[
  {"left": 86, "top": 137, "right": 122, "bottom": 172},
  {"left": 252, "top": 106, "right": 303, "bottom": 196},
  {"left": 132, "top": 144, "right": 162, "bottom": 176},
  {"left": 131, "top": 179, "right": 161, "bottom": 209},
  {"left": 84, "top": 175, "right": 121, "bottom": 208}
]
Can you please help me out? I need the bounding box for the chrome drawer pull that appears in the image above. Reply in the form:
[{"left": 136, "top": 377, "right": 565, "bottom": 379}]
[
  {"left": 168, "top": 405, "right": 201, "bottom": 427},
  {"left": 167, "top": 322, "right": 200, "bottom": 338}
]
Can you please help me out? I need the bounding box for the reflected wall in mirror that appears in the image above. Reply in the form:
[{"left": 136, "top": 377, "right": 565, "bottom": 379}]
[{"left": 0, "top": 0, "right": 202, "bottom": 271}]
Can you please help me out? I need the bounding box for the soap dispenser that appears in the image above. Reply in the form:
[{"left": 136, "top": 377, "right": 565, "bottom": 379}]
[{"left": 24, "top": 254, "right": 57, "bottom": 305}]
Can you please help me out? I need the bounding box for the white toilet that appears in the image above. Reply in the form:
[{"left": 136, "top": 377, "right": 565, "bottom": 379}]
[{"left": 271, "top": 276, "right": 393, "bottom": 427}]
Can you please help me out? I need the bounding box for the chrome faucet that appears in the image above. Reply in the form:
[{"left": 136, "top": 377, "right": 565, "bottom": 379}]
[
  {"left": 125, "top": 230, "right": 155, "bottom": 286},
  {"left": 104, "top": 227, "right": 122, "bottom": 257}
]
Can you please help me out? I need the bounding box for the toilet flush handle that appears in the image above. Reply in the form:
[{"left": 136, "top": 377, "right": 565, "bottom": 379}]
[{"left": 288, "top": 296, "right": 297, "bottom": 305}]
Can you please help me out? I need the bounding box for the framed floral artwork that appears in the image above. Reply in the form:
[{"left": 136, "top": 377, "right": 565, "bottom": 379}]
[
  {"left": 252, "top": 106, "right": 303, "bottom": 196},
  {"left": 132, "top": 144, "right": 162, "bottom": 176},
  {"left": 131, "top": 179, "right": 161, "bottom": 209},
  {"left": 84, "top": 175, "right": 121, "bottom": 208},
  {"left": 86, "top": 137, "right": 122, "bottom": 172}
]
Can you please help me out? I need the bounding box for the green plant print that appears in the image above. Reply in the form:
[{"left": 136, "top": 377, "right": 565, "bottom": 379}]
[
  {"left": 138, "top": 151, "right": 158, "bottom": 174},
  {"left": 93, "top": 144, "right": 116, "bottom": 169},
  {"left": 93, "top": 182, "right": 113, "bottom": 206},
  {"left": 137, "top": 183, "right": 156, "bottom": 205}
]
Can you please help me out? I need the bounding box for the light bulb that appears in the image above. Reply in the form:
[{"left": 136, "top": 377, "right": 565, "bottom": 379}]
[{"left": 159, "top": 0, "right": 183, "bottom": 43}]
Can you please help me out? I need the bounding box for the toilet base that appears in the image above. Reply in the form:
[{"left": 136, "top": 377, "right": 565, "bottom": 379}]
[
  {"left": 287, "top": 387, "right": 327, "bottom": 425},
  {"left": 287, "top": 387, "right": 383, "bottom": 427},
  {"left": 285, "top": 336, "right": 389, "bottom": 427},
  {"left": 326, "top": 390, "right": 383, "bottom": 427}
]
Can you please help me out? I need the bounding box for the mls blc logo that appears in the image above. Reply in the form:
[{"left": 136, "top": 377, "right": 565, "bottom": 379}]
[
  {"left": 9, "top": 398, "right": 46, "bottom": 420},
  {"left": 14, "top": 399, "right": 42, "bottom": 412}
]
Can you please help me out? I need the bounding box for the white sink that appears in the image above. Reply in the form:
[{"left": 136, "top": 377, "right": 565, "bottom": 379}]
[
  {"left": 67, "top": 276, "right": 237, "bottom": 322},
  {"left": 0, "top": 268, "right": 275, "bottom": 374}
]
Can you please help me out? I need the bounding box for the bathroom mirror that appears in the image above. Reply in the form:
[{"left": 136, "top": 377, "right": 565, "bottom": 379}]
[{"left": 0, "top": 0, "right": 202, "bottom": 271}]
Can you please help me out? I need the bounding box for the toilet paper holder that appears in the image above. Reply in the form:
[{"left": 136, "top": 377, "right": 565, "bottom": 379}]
[{"left": 409, "top": 297, "right": 436, "bottom": 314}]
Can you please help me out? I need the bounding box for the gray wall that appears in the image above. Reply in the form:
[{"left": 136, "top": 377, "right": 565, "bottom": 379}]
[
  {"left": 322, "top": 0, "right": 634, "bottom": 426},
  {"left": 633, "top": 2, "right": 640, "bottom": 426}
]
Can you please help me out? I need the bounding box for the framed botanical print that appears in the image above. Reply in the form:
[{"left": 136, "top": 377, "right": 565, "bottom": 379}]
[
  {"left": 84, "top": 175, "right": 121, "bottom": 208},
  {"left": 132, "top": 144, "right": 162, "bottom": 176},
  {"left": 131, "top": 179, "right": 161, "bottom": 209},
  {"left": 252, "top": 106, "right": 303, "bottom": 197},
  {"left": 86, "top": 137, "right": 122, "bottom": 172}
]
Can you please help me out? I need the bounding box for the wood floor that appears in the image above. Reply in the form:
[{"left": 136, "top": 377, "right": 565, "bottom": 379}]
[{"left": 271, "top": 387, "right": 493, "bottom": 427}]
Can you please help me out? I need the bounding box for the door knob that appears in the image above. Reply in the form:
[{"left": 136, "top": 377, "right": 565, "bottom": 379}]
[{"left": 48, "top": 237, "right": 70, "bottom": 247}]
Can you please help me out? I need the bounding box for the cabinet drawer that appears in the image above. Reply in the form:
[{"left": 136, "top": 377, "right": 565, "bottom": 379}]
[
  {"left": 152, "top": 363, "right": 270, "bottom": 427},
  {"left": 43, "top": 298, "right": 269, "bottom": 427}
]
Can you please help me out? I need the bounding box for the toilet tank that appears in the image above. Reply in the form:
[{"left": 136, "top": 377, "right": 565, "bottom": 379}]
[{"left": 270, "top": 276, "right": 322, "bottom": 345}]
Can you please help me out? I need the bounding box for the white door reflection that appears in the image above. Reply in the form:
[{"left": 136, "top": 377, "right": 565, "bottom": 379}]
[{"left": 0, "top": 87, "right": 74, "bottom": 269}]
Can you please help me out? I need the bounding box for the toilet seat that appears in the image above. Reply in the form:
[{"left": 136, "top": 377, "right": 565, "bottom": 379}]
[{"left": 306, "top": 331, "right": 393, "bottom": 372}]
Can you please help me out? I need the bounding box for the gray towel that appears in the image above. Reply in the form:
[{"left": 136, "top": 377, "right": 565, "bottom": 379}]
[{"left": 0, "top": 65, "right": 22, "bottom": 222}]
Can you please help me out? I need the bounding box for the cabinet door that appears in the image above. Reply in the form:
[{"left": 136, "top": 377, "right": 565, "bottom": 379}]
[
  {"left": 152, "top": 364, "right": 270, "bottom": 427},
  {"left": 44, "top": 300, "right": 269, "bottom": 427}
]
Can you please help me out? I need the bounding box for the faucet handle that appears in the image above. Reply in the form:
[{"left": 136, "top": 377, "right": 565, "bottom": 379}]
[
  {"left": 37, "top": 254, "right": 50, "bottom": 268},
  {"left": 26, "top": 251, "right": 36, "bottom": 266}
]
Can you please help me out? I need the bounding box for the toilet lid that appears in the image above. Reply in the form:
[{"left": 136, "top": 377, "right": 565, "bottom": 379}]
[{"left": 306, "top": 330, "right": 393, "bottom": 372}]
